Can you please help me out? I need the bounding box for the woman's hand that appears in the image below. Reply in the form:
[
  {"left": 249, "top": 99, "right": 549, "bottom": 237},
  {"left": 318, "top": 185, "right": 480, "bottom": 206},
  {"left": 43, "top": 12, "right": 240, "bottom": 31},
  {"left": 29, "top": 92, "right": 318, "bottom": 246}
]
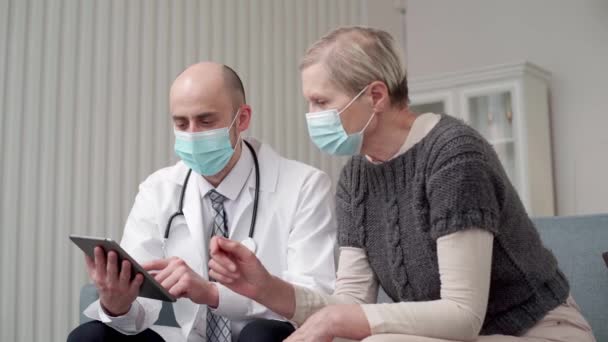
[
  {"left": 208, "top": 236, "right": 273, "bottom": 301},
  {"left": 208, "top": 236, "right": 297, "bottom": 318},
  {"left": 284, "top": 306, "right": 337, "bottom": 342},
  {"left": 286, "top": 305, "right": 371, "bottom": 342}
]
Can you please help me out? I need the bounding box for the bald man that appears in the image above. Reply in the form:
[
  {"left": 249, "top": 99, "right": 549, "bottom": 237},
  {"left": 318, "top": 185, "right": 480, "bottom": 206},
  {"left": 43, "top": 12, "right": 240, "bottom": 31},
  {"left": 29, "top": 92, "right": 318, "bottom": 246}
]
[{"left": 68, "top": 62, "right": 337, "bottom": 342}]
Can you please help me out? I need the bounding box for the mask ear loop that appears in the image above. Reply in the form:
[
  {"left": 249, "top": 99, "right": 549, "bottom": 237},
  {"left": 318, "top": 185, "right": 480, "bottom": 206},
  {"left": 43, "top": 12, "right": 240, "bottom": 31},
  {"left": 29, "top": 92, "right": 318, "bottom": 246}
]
[
  {"left": 229, "top": 108, "right": 243, "bottom": 148},
  {"left": 358, "top": 111, "right": 375, "bottom": 134},
  {"left": 359, "top": 95, "right": 386, "bottom": 134},
  {"left": 338, "top": 85, "right": 369, "bottom": 116}
]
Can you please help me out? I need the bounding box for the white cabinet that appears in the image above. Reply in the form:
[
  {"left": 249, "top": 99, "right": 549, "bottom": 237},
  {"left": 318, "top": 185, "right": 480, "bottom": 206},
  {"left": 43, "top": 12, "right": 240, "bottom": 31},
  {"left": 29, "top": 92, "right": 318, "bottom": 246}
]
[{"left": 409, "top": 62, "right": 555, "bottom": 216}]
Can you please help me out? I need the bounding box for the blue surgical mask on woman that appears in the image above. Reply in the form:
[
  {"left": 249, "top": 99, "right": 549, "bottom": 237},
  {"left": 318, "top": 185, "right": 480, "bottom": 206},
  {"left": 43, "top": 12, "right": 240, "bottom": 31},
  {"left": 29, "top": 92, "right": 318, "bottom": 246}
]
[
  {"left": 305, "top": 86, "right": 374, "bottom": 156},
  {"left": 174, "top": 112, "right": 240, "bottom": 176}
]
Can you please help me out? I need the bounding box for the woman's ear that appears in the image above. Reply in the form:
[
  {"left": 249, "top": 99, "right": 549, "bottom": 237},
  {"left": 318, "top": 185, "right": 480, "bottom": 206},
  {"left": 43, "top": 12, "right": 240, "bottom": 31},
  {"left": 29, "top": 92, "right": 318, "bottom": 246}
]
[{"left": 368, "top": 81, "right": 389, "bottom": 112}]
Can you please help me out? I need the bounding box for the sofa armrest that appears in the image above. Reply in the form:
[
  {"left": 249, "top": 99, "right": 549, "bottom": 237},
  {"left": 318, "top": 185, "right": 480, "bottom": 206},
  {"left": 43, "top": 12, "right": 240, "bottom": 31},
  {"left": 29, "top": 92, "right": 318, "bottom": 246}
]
[{"left": 79, "top": 283, "right": 100, "bottom": 324}]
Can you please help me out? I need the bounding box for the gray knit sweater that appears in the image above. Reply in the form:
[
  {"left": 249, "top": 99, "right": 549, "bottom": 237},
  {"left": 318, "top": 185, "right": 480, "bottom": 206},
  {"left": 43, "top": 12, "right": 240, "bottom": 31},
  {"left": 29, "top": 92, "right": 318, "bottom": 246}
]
[{"left": 336, "top": 115, "right": 569, "bottom": 336}]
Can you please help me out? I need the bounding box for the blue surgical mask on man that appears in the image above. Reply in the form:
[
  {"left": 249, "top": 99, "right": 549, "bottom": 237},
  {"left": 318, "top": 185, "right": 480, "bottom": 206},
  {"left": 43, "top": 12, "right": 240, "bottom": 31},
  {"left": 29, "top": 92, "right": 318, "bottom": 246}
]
[
  {"left": 174, "top": 111, "right": 240, "bottom": 176},
  {"left": 305, "top": 86, "right": 374, "bottom": 156}
]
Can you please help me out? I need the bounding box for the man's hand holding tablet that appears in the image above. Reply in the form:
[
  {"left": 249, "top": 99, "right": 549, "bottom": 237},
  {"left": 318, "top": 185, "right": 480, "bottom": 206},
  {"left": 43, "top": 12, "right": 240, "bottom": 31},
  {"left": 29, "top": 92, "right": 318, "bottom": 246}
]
[
  {"left": 70, "top": 235, "right": 176, "bottom": 317},
  {"left": 86, "top": 246, "right": 144, "bottom": 316}
]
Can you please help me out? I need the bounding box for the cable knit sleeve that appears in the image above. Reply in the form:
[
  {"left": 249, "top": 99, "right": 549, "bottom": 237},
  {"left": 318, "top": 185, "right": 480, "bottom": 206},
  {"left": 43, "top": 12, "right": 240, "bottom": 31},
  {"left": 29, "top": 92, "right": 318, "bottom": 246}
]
[
  {"left": 336, "top": 157, "right": 368, "bottom": 248},
  {"left": 426, "top": 134, "right": 505, "bottom": 240}
]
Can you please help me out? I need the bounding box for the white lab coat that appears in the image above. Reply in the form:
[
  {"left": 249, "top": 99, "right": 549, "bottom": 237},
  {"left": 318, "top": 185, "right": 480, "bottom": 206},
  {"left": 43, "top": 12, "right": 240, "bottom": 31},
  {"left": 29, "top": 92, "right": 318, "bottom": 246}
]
[{"left": 84, "top": 138, "right": 337, "bottom": 341}]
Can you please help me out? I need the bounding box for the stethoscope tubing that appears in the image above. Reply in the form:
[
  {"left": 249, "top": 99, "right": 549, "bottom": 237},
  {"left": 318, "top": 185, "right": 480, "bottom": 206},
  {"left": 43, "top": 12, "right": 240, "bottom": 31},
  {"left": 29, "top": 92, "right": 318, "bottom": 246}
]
[{"left": 164, "top": 140, "right": 260, "bottom": 241}]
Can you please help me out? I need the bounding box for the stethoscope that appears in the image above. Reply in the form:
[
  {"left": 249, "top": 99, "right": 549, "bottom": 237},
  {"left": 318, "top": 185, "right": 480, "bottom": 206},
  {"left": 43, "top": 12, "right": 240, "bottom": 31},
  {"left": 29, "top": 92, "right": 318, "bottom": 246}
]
[{"left": 164, "top": 140, "right": 260, "bottom": 253}]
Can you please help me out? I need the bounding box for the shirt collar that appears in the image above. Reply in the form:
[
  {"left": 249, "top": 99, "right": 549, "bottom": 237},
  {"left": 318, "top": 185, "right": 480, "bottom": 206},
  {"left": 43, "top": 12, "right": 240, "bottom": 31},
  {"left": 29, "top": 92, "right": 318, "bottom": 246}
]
[
  {"left": 366, "top": 112, "right": 441, "bottom": 164},
  {"left": 197, "top": 142, "right": 254, "bottom": 201}
]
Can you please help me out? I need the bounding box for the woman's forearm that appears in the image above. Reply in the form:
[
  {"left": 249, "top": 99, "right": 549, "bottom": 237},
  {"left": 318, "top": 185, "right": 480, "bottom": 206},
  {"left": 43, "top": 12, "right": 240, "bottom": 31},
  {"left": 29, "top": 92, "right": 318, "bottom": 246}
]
[
  {"left": 359, "top": 229, "right": 493, "bottom": 340},
  {"left": 253, "top": 247, "right": 379, "bottom": 323}
]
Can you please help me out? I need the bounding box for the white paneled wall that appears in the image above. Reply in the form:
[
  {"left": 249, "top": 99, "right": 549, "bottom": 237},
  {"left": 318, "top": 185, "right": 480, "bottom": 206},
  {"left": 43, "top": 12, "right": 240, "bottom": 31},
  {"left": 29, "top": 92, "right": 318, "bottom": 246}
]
[{"left": 0, "top": 0, "right": 366, "bottom": 340}]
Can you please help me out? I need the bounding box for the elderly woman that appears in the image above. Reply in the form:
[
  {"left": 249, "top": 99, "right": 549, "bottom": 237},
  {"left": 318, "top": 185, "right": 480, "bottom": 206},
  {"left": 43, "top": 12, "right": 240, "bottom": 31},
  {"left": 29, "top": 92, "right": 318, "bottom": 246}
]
[{"left": 207, "top": 26, "right": 595, "bottom": 342}]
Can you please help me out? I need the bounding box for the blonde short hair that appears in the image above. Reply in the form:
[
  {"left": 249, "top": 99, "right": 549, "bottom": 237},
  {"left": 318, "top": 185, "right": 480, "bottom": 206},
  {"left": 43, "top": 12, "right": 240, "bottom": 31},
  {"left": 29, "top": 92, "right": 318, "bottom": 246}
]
[{"left": 300, "top": 26, "right": 408, "bottom": 107}]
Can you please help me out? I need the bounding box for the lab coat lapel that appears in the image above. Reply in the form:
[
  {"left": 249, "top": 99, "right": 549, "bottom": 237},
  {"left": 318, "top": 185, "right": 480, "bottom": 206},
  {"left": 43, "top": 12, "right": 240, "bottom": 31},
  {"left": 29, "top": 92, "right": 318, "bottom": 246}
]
[
  {"left": 181, "top": 172, "right": 207, "bottom": 277},
  {"left": 164, "top": 163, "right": 204, "bottom": 338},
  {"left": 228, "top": 178, "right": 253, "bottom": 241},
  {"left": 229, "top": 139, "right": 279, "bottom": 241}
]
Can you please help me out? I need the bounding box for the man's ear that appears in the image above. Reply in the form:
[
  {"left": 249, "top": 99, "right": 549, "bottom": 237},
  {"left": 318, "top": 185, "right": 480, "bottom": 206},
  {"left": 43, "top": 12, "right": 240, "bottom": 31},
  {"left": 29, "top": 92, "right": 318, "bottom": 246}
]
[{"left": 237, "top": 105, "right": 252, "bottom": 132}]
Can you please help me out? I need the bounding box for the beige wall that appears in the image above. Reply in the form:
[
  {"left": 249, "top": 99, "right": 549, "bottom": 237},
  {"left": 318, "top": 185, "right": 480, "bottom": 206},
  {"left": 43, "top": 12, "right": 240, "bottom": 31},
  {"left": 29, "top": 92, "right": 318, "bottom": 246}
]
[
  {"left": 402, "top": 0, "right": 608, "bottom": 215},
  {"left": 407, "top": 0, "right": 608, "bottom": 215}
]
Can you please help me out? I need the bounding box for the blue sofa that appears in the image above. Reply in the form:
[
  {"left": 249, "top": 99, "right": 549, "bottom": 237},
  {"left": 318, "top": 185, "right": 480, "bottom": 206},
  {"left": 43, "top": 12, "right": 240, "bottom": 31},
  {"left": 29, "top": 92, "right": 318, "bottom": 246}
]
[
  {"left": 534, "top": 214, "right": 607, "bottom": 340},
  {"left": 79, "top": 214, "right": 607, "bottom": 339}
]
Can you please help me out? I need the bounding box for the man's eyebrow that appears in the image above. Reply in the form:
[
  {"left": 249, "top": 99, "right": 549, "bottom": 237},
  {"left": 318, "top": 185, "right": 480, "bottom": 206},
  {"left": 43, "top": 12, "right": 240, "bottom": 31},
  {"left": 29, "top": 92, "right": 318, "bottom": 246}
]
[{"left": 172, "top": 112, "right": 218, "bottom": 120}]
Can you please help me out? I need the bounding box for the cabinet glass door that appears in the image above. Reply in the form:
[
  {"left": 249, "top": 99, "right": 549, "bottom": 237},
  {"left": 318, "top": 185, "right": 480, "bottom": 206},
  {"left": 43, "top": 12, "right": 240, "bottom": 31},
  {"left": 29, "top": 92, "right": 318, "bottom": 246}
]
[{"left": 467, "top": 92, "right": 516, "bottom": 185}]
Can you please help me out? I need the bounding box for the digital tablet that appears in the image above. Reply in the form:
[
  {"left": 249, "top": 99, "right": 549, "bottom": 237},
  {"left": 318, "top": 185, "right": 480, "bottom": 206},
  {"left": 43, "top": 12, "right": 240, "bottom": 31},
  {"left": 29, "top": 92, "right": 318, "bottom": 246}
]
[{"left": 70, "top": 235, "right": 176, "bottom": 302}]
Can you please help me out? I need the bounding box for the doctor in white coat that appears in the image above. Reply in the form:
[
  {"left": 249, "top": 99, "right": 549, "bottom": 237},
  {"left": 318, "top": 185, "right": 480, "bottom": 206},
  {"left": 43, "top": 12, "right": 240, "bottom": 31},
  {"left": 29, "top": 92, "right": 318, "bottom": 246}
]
[{"left": 67, "top": 62, "right": 337, "bottom": 342}]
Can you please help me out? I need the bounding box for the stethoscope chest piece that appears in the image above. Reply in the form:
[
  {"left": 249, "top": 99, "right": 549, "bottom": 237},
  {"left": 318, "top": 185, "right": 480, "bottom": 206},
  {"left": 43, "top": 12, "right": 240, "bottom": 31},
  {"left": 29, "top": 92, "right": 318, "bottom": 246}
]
[{"left": 241, "top": 237, "right": 257, "bottom": 254}]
